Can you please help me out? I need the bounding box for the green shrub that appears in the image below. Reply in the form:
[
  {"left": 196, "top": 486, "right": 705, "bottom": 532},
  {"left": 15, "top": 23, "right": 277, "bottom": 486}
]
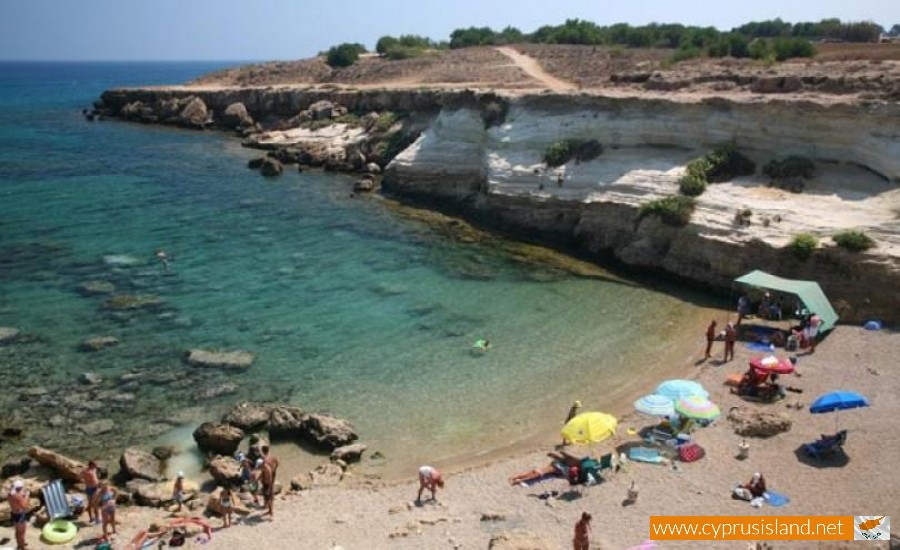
[
  {"left": 326, "top": 43, "right": 367, "bottom": 68},
  {"left": 704, "top": 144, "right": 756, "bottom": 182},
  {"left": 788, "top": 233, "right": 819, "bottom": 260},
  {"left": 639, "top": 196, "right": 696, "bottom": 227},
  {"left": 384, "top": 45, "right": 426, "bottom": 60},
  {"left": 543, "top": 140, "right": 572, "bottom": 167},
  {"left": 832, "top": 230, "right": 875, "bottom": 252},
  {"left": 763, "top": 156, "right": 815, "bottom": 179},
  {"left": 686, "top": 157, "right": 713, "bottom": 180},
  {"left": 773, "top": 37, "right": 816, "bottom": 61},
  {"left": 671, "top": 45, "right": 703, "bottom": 63},
  {"left": 373, "top": 112, "right": 400, "bottom": 133},
  {"left": 678, "top": 174, "right": 707, "bottom": 197},
  {"left": 542, "top": 139, "right": 603, "bottom": 167}
]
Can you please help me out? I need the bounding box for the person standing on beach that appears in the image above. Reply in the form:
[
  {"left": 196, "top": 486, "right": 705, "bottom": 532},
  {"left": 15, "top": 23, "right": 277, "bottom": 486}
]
[
  {"left": 261, "top": 445, "right": 278, "bottom": 517},
  {"left": 736, "top": 295, "right": 749, "bottom": 326},
  {"left": 219, "top": 485, "right": 234, "bottom": 528},
  {"left": 7, "top": 480, "right": 30, "bottom": 550},
  {"left": 172, "top": 472, "right": 185, "bottom": 512},
  {"left": 807, "top": 313, "right": 821, "bottom": 353},
  {"left": 81, "top": 461, "right": 100, "bottom": 524},
  {"left": 94, "top": 481, "right": 117, "bottom": 538},
  {"left": 724, "top": 322, "right": 737, "bottom": 362},
  {"left": 416, "top": 465, "right": 444, "bottom": 503},
  {"left": 573, "top": 512, "right": 592, "bottom": 550},
  {"left": 704, "top": 320, "right": 718, "bottom": 359}
]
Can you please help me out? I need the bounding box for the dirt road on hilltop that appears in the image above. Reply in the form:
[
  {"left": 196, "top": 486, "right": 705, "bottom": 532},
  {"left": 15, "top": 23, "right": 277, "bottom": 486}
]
[{"left": 495, "top": 46, "right": 576, "bottom": 91}]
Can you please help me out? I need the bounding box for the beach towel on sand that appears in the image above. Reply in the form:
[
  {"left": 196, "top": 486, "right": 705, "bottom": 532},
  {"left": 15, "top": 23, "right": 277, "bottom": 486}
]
[
  {"left": 745, "top": 342, "right": 775, "bottom": 352},
  {"left": 765, "top": 490, "right": 790, "bottom": 507},
  {"left": 628, "top": 447, "right": 666, "bottom": 464}
]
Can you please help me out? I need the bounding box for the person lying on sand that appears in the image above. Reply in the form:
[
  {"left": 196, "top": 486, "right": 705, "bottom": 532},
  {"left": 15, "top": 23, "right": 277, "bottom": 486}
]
[{"left": 508, "top": 451, "right": 584, "bottom": 485}]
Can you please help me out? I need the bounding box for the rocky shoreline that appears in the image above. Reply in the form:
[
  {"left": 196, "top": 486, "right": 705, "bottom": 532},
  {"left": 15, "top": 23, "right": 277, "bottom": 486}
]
[
  {"left": 0, "top": 400, "right": 363, "bottom": 525},
  {"left": 89, "top": 85, "right": 900, "bottom": 325}
]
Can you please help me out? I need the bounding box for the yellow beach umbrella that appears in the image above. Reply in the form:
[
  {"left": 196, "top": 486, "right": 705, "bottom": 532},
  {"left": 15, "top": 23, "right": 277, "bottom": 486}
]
[{"left": 561, "top": 412, "right": 617, "bottom": 445}]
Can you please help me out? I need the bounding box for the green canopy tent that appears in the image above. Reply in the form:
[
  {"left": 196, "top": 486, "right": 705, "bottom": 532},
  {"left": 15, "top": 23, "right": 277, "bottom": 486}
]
[{"left": 734, "top": 270, "right": 839, "bottom": 332}]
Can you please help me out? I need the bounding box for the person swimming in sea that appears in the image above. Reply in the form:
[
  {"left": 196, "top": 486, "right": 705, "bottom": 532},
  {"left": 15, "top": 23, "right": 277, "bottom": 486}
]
[
  {"left": 472, "top": 339, "right": 491, "bottom": 354},
  {"left": 155, "top": 248, "right": 170, "bottom": 271}
]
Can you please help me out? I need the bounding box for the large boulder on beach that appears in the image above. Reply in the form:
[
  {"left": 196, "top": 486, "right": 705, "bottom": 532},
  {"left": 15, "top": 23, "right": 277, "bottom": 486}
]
[
  {"left": 119, "top": 447, "right": 162, "bottom": 482},
  {"left": 193, "top": 422, "right": 245, "bottom": 456},
  {"left": 0, "top": 327, "right": 20, "bottom": 344},
  {"left": 222, "top": 402, "right": 272, "bottom": 431},
  {"left": 185, "top": 349, "right": 255, "bottom": 370},
  {"left": 268, "top": 406, "right": 308, "bottom": 438},
  {"left": 208, "top": 455, "right": 242, "bottom": 486},
  {"left": 302, "top": 413, "right": 358, "bottom": 450},
  {"left": 178, "top": 96, "right": 209, "bottom": 128},
  {"left": 127, "top": 478, "right": 199, "bottom": 508},
  {"left": 27, "top": 446, "right": 85, "bottom": 482},
  {"left": 488, "top": 532, "right": 554, "bottom": 550},
  {"left": 330, "top": 443, "right": 367, "bottom": 463},
  {"left": 728, "top": 407, "right": 793, "bottom": 438}
]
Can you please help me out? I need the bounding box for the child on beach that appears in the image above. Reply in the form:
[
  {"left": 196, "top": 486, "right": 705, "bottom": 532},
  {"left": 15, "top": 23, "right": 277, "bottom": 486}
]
[
  {"left": 219, "top": 485, "right": 234, "bottom": 528},
  {"left": 173, "top": 471, "right": 185, "bottom": 512},
  {"left": 574, "top": 512, "right": 592, "bottom": 550}
]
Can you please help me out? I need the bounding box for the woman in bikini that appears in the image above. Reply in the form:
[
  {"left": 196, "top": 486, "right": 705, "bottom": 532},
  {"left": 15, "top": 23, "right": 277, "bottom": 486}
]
[
  {"left": 219, "top": 485, "right": 235, "bottom": 528},
  {"left": 94, "top": 482, "right": 118, "bottom": 537}
]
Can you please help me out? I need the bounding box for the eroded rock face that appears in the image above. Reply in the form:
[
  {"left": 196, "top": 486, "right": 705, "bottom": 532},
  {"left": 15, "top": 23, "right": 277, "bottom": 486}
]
[
  {"left": 303, "top": 413, "right": 358, "bottom": 450},
  {"left": 185, "top": 349, "right": 255, "bottom": 370},
  {"left": 120, "top": 447, "right": 162, "bottom": 481},
  {"left": 193, "top": 422, "right": 245, "bottom": 456},
  {"left": 221, "top": 402, "right": 272, "bottom": 431},
  {"left": 728, "top": 407, "right": 792, "bottom": 437},
  {"left": 127, "top": 478, "right": 199, "bottom": 507}
]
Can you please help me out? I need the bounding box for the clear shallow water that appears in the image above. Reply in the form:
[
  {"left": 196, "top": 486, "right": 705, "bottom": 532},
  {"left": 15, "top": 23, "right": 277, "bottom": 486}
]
[{"left": 0, "top": 63, "right": 716, "bottom": 478}]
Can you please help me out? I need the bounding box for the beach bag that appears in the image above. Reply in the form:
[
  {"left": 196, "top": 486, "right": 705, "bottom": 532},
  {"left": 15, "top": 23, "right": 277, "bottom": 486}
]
[{"left": 678, "top": 443, "right": 705, "bottom": 463}]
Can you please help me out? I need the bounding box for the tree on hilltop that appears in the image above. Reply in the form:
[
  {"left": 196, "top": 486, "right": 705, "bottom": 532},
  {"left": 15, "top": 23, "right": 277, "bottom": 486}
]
[{"left": 326, "top": 43, "right": 367, "bottom": 68}]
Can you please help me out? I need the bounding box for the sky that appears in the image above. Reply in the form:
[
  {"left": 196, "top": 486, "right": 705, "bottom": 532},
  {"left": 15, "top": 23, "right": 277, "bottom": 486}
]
[{"left": 1, "top": 0, "right": 896, "bottom": 61}]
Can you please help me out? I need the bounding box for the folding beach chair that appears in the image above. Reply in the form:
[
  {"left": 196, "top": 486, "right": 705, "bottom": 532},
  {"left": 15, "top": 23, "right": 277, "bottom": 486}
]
[
  {"left": 41, "top": 479, "right": 72, "bottom": 520},
  {"left": 803, "top": 430, "right": 847, "bottom": 460}
]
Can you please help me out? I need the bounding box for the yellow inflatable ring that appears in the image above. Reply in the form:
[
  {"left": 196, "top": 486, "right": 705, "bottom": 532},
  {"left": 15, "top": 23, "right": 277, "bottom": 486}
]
[{"left": 42, "top": 519, "right": 77, "bottom": 544}]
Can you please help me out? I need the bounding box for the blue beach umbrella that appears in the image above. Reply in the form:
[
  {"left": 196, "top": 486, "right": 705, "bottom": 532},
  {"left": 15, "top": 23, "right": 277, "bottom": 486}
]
[
  {"left": 655, "top": 379, "right": 709, "bottom": 401},
  {"left": 810, "top": 390, "right": 870, "bottom": 431},
  {"left": 633, "top": 394, "right": 675, "bottom": 417}
]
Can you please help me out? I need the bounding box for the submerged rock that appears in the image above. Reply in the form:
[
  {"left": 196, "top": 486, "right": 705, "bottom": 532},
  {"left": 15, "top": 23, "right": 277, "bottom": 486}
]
[
  {"left": 81, "top": 419, "right": 115, "bottom": 436},
  {"left": 196, "top": 382, "right": 238, "bottom": 400},
  {"left": 78, "top": 336, "right": 119, "bottom": 352},
  {"left": 79, "top": 372, "right": 103, "bottom": 385},
  {"left": 0, "top": 327, "right": 19, "bottom": 345},
  {"left": 103, "top": 294, "right": 163, "bottom": 310},
  {"left": 78, "top": 280, "right": 116, "bottom": 295},
  {"left": 260, "top": 157, "right": 283, "bottom": 177},
  {"left": 185, "top": 349, "right": 255, "bottom": 370}
]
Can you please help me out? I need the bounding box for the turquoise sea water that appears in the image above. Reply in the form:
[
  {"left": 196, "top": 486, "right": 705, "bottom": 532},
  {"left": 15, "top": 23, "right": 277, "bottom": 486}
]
[{"left": 0, "top": 63, "right": 718, "bottom": 479}]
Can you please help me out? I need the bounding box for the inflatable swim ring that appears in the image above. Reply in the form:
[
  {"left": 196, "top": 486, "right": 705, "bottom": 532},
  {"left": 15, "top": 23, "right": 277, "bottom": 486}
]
[{"left": 42, "top": 519, "right": 77, "bottom": 544}]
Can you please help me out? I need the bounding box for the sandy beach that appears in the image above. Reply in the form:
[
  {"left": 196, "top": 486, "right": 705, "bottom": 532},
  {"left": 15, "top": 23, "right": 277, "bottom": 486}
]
[{"left": 5, "top": 325, "right": 895, "bottom": 550}]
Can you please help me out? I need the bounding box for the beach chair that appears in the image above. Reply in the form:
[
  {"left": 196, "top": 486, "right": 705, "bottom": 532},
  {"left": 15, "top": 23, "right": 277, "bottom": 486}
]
[
  {"left": 41, "top": 479, "right": 72, "bottom": 520},
  {"left": 803, "top": 430, "right": 848, "bottom": 460}
]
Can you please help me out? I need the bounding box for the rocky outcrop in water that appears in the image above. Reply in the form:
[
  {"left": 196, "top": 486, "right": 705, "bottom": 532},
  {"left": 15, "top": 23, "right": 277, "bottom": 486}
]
[
  {"left": 330, "top": 443, "right": 367, "bottom": 463},
  {"left": 303, "top": 413, "right": 358, "bottom": 450},
  {"left": 185, "top": 349, "right": 255, "bottom": 370},
  {"left": 221, "top": 402, "right": 272, "bottom": 431},
  {"left": 78, "top": 336, "right": 119, "bottom": 352}
]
